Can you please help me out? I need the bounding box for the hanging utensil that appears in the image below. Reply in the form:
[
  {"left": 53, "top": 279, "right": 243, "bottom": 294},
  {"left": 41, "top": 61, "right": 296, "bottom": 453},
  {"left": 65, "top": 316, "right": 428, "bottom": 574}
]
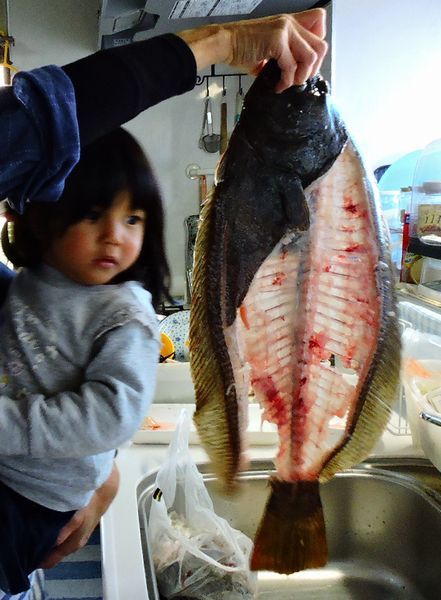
[
  {"left": 234, "top": 75, "right": 244, "bottom": 125},
  {"left": 184, "top": 214, "right": 199, "bottom": 303},
  {"left": 184, "top": 172, "right": 206, "bottom": 303},
  {"left": 198, "top": 97, "right": 209, "bottom": 150},
  {"left": 220, "top": 77, "right": 228, "bottom": 155},
  {"left": 201, "top": 84, "right": 220, "bottom": 153},
  {"left": 198, "top": 79, "right": 210, "bottom": 150},
  {"left": 198, "top": 174, "right": 207, "bottom": 208}
]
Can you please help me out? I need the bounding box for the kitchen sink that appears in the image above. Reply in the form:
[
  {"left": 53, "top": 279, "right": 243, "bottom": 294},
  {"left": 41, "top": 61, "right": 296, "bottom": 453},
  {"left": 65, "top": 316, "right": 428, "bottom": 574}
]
[{"left": 137, "top": 458, "right": 441, "bottom": 599}]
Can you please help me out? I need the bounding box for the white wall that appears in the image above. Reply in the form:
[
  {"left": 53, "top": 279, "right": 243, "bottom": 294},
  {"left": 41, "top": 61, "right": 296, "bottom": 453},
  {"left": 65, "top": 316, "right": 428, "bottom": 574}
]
[{"left": 332, "top": 0, "right": 441, "bottom": 172}]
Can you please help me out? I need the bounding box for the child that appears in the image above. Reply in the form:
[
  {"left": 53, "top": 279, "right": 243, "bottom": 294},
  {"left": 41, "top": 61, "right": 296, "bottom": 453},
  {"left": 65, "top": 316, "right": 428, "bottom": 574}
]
[{"left": 0, "top": 127, "right": 169, "bottom": 594}]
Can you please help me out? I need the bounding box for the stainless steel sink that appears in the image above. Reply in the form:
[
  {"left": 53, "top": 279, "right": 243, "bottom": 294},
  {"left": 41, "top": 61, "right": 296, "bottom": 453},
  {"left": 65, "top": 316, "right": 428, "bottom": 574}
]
[{"left": 137, "top": 458, "right": 441, "bottom": 599}]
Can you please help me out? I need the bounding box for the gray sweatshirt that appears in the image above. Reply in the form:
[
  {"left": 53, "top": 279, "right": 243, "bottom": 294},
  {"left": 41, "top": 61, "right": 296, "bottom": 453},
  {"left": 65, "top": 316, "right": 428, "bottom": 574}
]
[{"left": 0, "top": 264, "right": 160, "bottom": 511}]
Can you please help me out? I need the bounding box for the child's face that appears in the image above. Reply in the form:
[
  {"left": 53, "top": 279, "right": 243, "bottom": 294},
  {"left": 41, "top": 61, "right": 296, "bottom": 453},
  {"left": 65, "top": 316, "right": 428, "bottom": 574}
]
[{"left": 44, "top": 190, "right": 146, "bottom": 285}]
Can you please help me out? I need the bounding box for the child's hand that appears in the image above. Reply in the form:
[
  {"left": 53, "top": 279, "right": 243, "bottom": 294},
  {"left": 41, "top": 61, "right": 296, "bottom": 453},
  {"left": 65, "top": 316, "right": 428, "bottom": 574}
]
[{"left": 39, "top": 462, "right": 120, "bottom": 568}]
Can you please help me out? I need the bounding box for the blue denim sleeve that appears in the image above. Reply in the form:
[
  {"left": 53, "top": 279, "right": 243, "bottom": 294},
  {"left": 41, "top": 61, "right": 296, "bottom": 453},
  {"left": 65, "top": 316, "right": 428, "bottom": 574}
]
[{"left": 0, "top": 65, "right": 80, "bottom": 213}]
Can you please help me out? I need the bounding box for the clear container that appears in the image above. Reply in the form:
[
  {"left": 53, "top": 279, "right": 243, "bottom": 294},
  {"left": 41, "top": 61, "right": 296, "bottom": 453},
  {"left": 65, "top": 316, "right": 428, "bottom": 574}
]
[
  {"left": 400, "top": 186, "right": 412, "bottom": 216},
  {"left": 420, "top": 257, "right": 441, "bottom": 284},
  {"left": 380, "top": 187, "right": 412, "bottom": 276},
  {"left": 418, "top": 257, "right": 441, "bottom": 302},
  {"left": 380, "top": 190, "right": 402, "bottom": 229},
  {"left": 410, "top": 138, "right": 441, "bottom": 245},
  {"left": 380, "top": 190, "right": 402, "bottom": 272}
]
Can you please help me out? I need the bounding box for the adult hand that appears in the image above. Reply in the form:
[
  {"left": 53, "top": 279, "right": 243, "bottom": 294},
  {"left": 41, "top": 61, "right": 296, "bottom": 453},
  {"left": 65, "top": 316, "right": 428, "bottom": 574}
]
[
  {"left": 39, "top": 462, "right": 120, "bottom": 569},
  {"left": 177, "top": 9, "right": 328, "bottom": 92}
]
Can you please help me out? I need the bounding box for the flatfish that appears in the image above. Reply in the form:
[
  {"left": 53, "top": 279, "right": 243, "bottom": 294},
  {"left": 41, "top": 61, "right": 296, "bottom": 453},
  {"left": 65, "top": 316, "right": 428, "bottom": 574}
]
[{"left": 189, "top": 60, "right": 400, "bottom": 574}]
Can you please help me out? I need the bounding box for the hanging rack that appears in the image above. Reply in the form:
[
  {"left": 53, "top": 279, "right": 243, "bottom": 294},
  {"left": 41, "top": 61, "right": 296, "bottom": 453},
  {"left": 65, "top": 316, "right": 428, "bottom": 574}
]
[{"left": 196, "top": 64, "right": 246, "bottom": 87}]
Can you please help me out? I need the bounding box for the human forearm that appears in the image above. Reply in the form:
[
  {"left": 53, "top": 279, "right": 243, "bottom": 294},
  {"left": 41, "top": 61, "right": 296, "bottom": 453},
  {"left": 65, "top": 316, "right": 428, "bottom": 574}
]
[
  {"left": 176, "top": 25, "right": 231, "bottom": 71},
  {"left": 0, "top": 324, "right": 158, "bottom": 457},
  {"left": 62, "top": 34, "right": 196, "bottom": 145},
  {"left": 178, "top": 10, "right": 328, "bottom": 92},
  {"left": 0, "top": 384, "right": 143, "bottom": 457}
]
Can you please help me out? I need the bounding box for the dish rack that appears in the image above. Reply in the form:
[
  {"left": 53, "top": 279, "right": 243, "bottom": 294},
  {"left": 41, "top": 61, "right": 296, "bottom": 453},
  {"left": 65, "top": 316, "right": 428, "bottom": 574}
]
[
  {"left": 387, "top": 380, "right": 410, "bottom": 436},
  {"left": 390, "top": 292, "right": 441, "bottom": 436}
]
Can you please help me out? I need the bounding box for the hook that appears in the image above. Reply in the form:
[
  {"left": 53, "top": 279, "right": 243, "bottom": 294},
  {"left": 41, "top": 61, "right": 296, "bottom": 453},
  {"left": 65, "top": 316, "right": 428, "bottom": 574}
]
[
  {"left": 185, "top": 163, "right": 201, "bottom": 180},
  {"left": 195, "top": 70, "right": 247, "bottom": 87},
  {"left": 238, "top": 75, "right": 243, "bottom": 95},
  {"left": 222, "top": 75, "right": 226, "bottom": 96},
  {"left": 205, "top": 77, "right": 209, "bottom": 97}
]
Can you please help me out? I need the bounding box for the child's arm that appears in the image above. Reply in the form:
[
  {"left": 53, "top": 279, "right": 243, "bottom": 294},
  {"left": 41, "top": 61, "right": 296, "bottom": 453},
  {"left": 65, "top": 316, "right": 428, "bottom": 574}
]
[{"left": 0, "top": 321, "right": 159, "bottom": 457}]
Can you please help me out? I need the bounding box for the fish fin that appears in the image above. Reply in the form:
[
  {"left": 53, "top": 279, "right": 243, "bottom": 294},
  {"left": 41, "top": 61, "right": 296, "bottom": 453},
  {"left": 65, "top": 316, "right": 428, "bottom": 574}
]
[
  {"left": 190, "top": 187, "right": 242, "bottom": 490},
  {"left": 320, "top": 316, "right": 401, "bottom": 482},
  {"left": 279, "top": 175, "right": 310, "bottom": 230},
  {"left": 250, "top": 479, "right": 327, "bottom": 573}
]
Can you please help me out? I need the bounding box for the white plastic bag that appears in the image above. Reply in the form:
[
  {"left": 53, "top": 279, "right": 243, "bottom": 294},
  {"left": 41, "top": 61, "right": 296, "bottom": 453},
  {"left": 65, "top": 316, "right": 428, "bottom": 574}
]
[
  {"left": 402, "top": 328, "right": 441, "bottom": 404},
  {"left": 148, "top": 410, "right": 257, "bottom": 599},
  {"left": 401, "top": 328, "right": 441, "bottom": 446}
]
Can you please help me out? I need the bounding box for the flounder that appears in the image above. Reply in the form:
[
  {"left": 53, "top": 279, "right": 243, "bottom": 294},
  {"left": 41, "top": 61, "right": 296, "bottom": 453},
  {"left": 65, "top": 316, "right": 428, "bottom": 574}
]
[{"left": 189, "top": 60, "right": 400, "bottom": 574}]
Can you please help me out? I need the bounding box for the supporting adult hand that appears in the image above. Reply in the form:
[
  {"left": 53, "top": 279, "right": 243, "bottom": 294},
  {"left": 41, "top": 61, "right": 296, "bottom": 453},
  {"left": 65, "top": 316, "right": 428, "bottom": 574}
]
[
  {"left": 39, "top": 462, "right": 120, "bottom": 569},
  {"left": 178, "top": 9, "right": 328, "bottom": 92}
]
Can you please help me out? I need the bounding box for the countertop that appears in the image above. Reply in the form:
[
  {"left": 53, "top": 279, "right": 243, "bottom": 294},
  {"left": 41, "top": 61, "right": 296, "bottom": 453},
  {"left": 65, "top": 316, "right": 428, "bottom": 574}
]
[{"left": 100, "top": 427, "right": 423, "bottom": 600}]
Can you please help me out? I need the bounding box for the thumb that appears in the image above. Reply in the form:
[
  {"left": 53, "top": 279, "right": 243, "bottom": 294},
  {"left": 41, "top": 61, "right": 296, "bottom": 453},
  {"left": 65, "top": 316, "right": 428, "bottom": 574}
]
[
  {"left": 56, "top": 510, "right": 86, "bottom": 545},
  {"left": 249, "top": 59, "right": 268, "bottom": 77}
]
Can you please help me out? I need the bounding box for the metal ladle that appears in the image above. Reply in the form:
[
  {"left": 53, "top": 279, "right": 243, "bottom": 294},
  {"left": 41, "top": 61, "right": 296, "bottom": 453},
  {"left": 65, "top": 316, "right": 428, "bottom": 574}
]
[
  {"left": 201, "top": 93, "right": 220, "bottom": 153},
  {"left": 198, "top": 81, "right": 210, "bottom": 150}
]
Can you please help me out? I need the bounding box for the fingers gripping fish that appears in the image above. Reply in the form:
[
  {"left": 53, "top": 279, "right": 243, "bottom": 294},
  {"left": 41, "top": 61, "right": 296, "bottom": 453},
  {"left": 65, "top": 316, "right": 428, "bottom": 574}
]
[{"left": 189, "top": 60, "right": 400, "bottom": 575}]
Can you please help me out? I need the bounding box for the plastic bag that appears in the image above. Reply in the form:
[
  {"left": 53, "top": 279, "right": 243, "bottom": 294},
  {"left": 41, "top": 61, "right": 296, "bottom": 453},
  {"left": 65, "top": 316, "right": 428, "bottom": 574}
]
[
  {"left": 148, "top": 410, "right": 257, "bottom": 600},
  {"left": 402, "top": 328, "right": 441, "bottom": 402},
  {"left": 401, "top": 328, "right": 441, "bottom": 446}
]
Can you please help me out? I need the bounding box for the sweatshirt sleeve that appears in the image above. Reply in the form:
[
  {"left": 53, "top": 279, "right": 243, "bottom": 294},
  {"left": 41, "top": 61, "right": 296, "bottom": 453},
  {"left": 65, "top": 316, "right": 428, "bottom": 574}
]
[
  {"left": 1, "top": 33, "right": 196, "bottom": 211},
  {"left": 0, "top": 321, "right": 159, "bottom": 457},
  {"left": 62, "top": 33, "right": 197, "bottom": 145},
  {"left": 0, "top": 66, "right": 80, "bottom": 212}
]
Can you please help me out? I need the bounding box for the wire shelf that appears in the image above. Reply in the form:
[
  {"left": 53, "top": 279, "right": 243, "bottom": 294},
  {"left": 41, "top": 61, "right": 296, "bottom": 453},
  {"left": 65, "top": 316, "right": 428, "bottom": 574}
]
[
  {"left": 387, "top": 384, "right": 410, "bottom": 436},
  {"left": 389, "top": 297, "right": 441, "bottom": 436}
]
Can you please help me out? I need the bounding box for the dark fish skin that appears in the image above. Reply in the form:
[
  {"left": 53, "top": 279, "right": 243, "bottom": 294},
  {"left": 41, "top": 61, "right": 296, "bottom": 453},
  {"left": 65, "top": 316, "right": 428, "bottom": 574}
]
[{"left": 212, "top": 62, "right": 348, "bottom": 327}]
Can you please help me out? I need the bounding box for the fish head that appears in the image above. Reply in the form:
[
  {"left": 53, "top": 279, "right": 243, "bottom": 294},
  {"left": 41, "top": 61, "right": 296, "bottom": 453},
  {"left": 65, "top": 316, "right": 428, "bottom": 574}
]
[{"left": 237, "top": 60, "right": 348, "bottom": 188}]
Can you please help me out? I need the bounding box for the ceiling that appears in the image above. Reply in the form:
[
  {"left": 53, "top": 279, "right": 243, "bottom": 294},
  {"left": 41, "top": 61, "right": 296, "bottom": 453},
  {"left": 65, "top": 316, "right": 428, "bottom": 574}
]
[{"left": 99, "top": 0, "right": 329, "bottom": 49}]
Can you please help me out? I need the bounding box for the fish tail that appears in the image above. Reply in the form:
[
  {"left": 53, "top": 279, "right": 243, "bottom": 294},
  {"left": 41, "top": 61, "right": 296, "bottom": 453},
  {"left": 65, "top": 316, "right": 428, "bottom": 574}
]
[{"left": 250, "top": 478, "right": 327, "bottom": 573}]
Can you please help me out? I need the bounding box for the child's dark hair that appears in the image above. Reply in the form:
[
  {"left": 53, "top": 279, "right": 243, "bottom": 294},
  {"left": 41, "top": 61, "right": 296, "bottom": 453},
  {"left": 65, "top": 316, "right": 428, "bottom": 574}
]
[{"left": 1, "top": 128, "right": 171, "bottom": 308}]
